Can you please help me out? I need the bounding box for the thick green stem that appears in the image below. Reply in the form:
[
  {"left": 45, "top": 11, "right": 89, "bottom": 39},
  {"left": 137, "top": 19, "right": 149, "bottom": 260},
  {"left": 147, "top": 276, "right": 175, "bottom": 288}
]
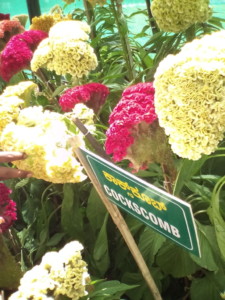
[
  {"left": 111, "top": 0, "right": 136, "bottom": 81},
  {"left": 83, "top": 0, "right": 101, "bottom": 68}
]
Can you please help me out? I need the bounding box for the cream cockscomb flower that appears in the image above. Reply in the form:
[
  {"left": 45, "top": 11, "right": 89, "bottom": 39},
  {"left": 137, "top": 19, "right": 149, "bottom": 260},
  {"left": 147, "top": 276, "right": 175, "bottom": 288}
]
[
  {"left": 154, "top": 30, "right": 225, "bottom": 160},
  {"left": 0, "top": 106, "right": 87, "bottom": 183},
  {"left": 151, "top": 0, "right": 212, "bottom": 33},
  {"left": 9, "top": 241, "right": 89, "bottom": 300},
  {"left": 31, "top": 20, "right": 98, "bottom": 78},
  {"left": 0, "top": 81, "right": 38, "bottom": 135}
]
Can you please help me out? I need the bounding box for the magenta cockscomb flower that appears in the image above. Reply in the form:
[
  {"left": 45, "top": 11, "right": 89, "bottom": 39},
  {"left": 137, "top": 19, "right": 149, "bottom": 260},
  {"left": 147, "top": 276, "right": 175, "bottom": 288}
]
[
  {"left": 105, "top": 82, "right": 159, "bottom": 171},
  {"left": 0, "top": 14, "right": 10, "bottom": 21},
  {"left": 59, "top": 83, "right": 109, "bottom": 113},
  {"left": 0, "top": 29, "right": 48, "bottom": 81},
  {"left": 0, "top": 183, "right": 17, "bottom": 233}
]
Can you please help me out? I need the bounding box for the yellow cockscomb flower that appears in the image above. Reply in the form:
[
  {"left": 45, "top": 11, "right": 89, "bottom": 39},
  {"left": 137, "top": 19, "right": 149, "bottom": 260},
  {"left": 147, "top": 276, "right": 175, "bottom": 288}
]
[
  {"left": 9, "top": 241, "right": 89, "bottom": 300},
  {"left": 31, "top": 20, "right": 98, "bottom": 78},
  {"left": 0, "top": 106, "right": 87, "bottom": 183},
  {"left": 151, "top": 0, "right": 212, "bottom": 33},
  {"left": 154, "top": 30, "right": 225, "bottom": 160},
  {"left": 30, "top": 14, "right": 72, "bottom": 33},
  {"left": 30, "top": 15, "right": 55, "bottom": 32}
]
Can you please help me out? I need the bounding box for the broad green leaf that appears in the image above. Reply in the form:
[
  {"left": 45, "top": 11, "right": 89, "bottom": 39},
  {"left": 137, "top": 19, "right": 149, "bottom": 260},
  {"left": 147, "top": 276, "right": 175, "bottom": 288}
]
[
  {"left": 122, "top": 270, "right": 162, "bottom": 300},
  {"left": 15, "top": 178, "right": 30, "bottom": 189},
  {"left": 190, "top": 272, "right": 225, "bottom": 300},
  {"left": 88, "top": 280, "right": 138, "bottom": 299},
  {"left": 93, "top": 213, "right": 110, "bottom": 276},
  {"left": 0, "top": 235, "right": 22, "bottom": 289},
  {"left": 190, "top": 223, "right": 218, "bottom": 271},
  {"left": 86, "top": 187, "right": 107, "bottom": 233},
  {"left": 173, "top": 157, "right": 207, "bottom": 196},
  {"left": 208, "top": 176, "right": 225, "bottom": 262},
  {"left": 156, "top": 241, "right": 199, "bottom": 278},
  {"left": 61, "top": 184, "right": 84, "bottom": 241},
  {"left": 138, "top": 227, "right": 166, "bottom": 266},
  {"left": 46, "top": 232, "right": 66, "bottom": 247}
]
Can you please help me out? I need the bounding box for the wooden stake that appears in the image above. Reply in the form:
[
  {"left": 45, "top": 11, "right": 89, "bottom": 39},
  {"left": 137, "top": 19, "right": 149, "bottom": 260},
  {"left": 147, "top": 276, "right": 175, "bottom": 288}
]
[{"left": 76, "top": 148, "right": 163, "bottom": 300}]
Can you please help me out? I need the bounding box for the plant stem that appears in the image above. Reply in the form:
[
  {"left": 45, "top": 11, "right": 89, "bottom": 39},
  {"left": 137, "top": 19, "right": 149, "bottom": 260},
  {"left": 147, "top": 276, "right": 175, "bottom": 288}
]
[
  {"left": 161, "top": 163, "right": 174, "bottom": 194},
  {"left": 76, "top": 148, "right": 163, "bottom": 300},
  {"left": 83, "top": 0, "right": 101, "bottom": 68},
  {"left": 145, "top": 0, "right": 159, "bottom": 34},
  {"left": 111, "top": 0, "right": 136, "bottom": 81}
]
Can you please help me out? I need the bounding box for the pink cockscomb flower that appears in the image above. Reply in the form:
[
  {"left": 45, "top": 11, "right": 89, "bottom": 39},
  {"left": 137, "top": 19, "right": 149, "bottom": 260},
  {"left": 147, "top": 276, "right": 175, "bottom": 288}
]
[
  {"left": 0, "top": 19, "right": 25, "bottom": 50},
  {"left": 105, "top": 82, "right": 160, "bottom": 171},
  {"left": 59, "top": 83, "right": 109, "bottom": 113},
  {"left": 0, "top": 29, "right": 48, "bottom": 81},
  {"left": 0, "top": 14, "right": 10, "bottom": 21},
  {"left": 0, "top": 183, "right": 17, "bottom": 233}
]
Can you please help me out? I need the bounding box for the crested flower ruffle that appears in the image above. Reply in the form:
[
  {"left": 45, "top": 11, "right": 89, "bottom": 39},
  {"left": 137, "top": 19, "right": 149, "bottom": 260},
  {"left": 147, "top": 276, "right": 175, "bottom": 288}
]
[
  {"left": 105, "top": 82, "right": 159, "bottom": 170},
  {"left": 31, "top": 20, "right": 98, "bottom": 78},
  {"left": 151, "top": 0, "right": 212, "bottom": 33},
  {"left": 0, "top": 30, "right": 48, "bottom": 81},
  {"left": 9, "top": 241, "right": 89, "bottom": 300},
  {"left": 0, "top": 105, "right": 95, "bottom": 183},
  {"left": 0, "top": 18, "right": 25, "bottom": 50},
  {"left": 59, "top": 82, "right": 109, "bottom": 113},
  {"left": 0, "top": 183, "right": 17, "bottom": 233},
  {"left": 154, "top": 30, "right": 225, "bottom": 160}
]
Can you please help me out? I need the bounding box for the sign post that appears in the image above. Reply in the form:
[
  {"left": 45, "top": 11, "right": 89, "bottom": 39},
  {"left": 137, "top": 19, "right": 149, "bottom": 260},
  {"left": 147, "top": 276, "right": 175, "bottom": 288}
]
[
  {"left": 77, "top": 147, "right": 201, "bottom": 257},
  {"left": 76, "top": 147, "right": 163, "bottom": 300}
]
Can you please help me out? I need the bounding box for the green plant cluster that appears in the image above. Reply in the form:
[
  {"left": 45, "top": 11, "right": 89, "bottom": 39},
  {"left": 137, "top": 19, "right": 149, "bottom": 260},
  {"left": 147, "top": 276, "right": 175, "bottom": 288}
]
[{"left": 1, "top": 1, "right": 225, "bottom": 300}]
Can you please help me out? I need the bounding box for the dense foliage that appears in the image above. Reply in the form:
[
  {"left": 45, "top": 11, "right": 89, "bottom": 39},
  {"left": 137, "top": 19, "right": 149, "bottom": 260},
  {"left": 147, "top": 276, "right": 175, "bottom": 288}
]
[{"left": 1, "top": 0, "right": 225, "bottom": 299}]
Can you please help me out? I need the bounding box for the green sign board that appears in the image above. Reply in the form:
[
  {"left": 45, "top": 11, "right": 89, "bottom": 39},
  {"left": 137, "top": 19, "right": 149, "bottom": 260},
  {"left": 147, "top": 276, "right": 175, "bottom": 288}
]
[{"left": 78, "top": 147, "right": 201, "bottom": 257}]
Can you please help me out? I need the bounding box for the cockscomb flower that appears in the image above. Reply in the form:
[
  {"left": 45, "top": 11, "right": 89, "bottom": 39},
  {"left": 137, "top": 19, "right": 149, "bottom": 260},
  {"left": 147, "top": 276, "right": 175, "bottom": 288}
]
[
  {"left": 154, "top": 29, "right": 225, "bottom": 160},
  {"left": 0, "top": 96, "right": 24, "bottom": 134},
  {"left": 0, "top": 14, "right": 10, "bottom": 21},
  {"left": 59, "top": 82, "right": 109, "bottom": 113},
  {"left": 0, "top": 29, "right": 48, "bottom": 81},
  {"left": 105, "top": 82, "right": 162, "bottom": 171},
  {"left": 87, "top": 0, "right": 107, "bottom": 7},
  {"left": 30, "top": 13, "right": 72, "bottom": 33},
  {"left": 0, "top": 183, "right": 17, "bottom": 233},
  {"left": 0, "top": 18, "right": 25, "bottom": 50},
  {"left": 1, "top": 81, "right": 38, "bottom": 104},
  {"left": 31, "top": 20, "right": 98, "bottom": 78},
  {"left": 9, "top": 241, "right": 89, "bottom": 300},
  {"left": 0, "top": 105, "right": 93, "bottom": 183},
  {"left": 0, "top": 81, "right": 38, "bottom": 134},
  {"left": 151, "top": 0, "right": 212, "bottom": 33}
]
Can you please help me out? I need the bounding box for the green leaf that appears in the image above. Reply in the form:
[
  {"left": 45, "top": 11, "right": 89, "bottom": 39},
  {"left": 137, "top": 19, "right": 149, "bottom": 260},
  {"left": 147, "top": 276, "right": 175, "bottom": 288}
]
[
  {"left": 93, "top": 213, "right": 110, "bottom": 276},
  {"left": 86, "top": 187, "right": 107, "bottom": 233},
  {"left": 15, "top": 178, "right": 30, "bottom": 189},
  {"left": 173, "top": 157, "right": 207, "bottom": 196},
  {"left": 156, "top": 241, "right": 199, "bottom": 278},
  {"left": 190, "top": 272, "right": 225, "bottom": 300},
  {"left": 46, "top": 232, "right": 66, "bottom": 247},
  {"left": 190, "top": 223, "right": 218, "bottom": 271},
  {"left": 208, "top": 176, "right": 225, "bottom": 262},
  {"left": 52, "top": 84, "right": 67, "bottom": 97},
  {"left": 138, "top": 227, "right": 166, "bottom": 266},
  {"left": 87, "top": 280, "right": 138, "bottom": 299},
  {"left": 122, "top": 270, "right": 162, "bottom": 300},
  {"left": 61, "top": 184, "right": 84, "bottom": 241}
]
